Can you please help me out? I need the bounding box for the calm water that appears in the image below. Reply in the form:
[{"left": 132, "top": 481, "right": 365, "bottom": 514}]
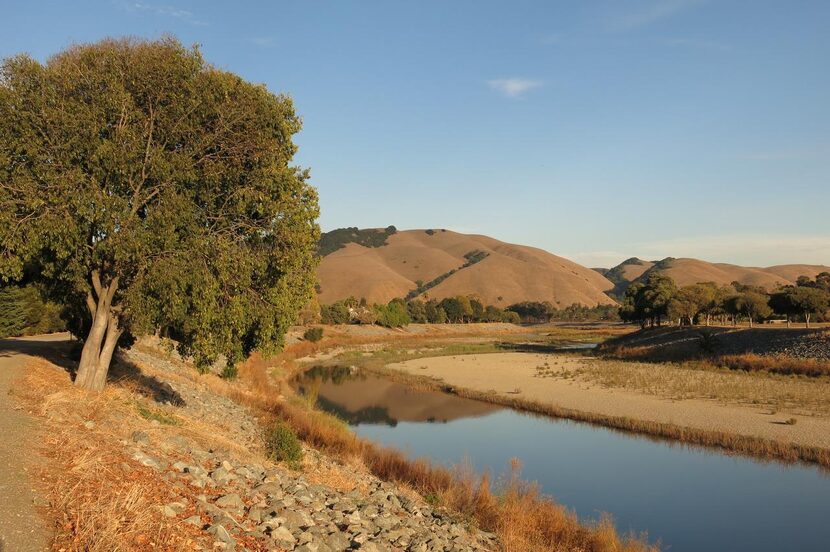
[{"left": 293, "top": 365, "right": 830, "bottom": 551}]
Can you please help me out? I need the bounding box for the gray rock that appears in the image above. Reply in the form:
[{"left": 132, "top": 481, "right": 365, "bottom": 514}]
[
  {"left": 271, "top": 525, "right": 297, "bottom": 547},
  {"left": 215, "top": 493, "right": 245, "bottom": 511},
  {"left": 208, "top": 523, "right": 236, "bottom": 547},
  {"left": 183, "top": 515, "right": 203, "bottom": 527},
  {"left": 131, "top": 430, "right": 150, "bottom": 444}
]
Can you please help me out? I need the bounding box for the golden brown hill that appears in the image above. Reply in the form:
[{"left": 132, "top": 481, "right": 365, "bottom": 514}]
[
  {"left": 616, "top": 258, "right": 830, "bottom": 290},
  {"left": 316, "top": 229, "right": 616, "bottom": 307}
]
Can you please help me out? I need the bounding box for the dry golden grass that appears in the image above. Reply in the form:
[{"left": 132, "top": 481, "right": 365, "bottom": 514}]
[
  {"left": 12, "top": 358, "right": 282, "bottom": 551},
  {"left": 536, "top": 357, "right": 830, "bottom": 416},
  {"left": 234, "top": 343, "right": 658, "bottom": 552},
  {"left": 718, "top": 353, "right": 830, "bottom": 377},
  {"left": 13, "top": 360, "right": 204, "bottom": 551},
  {"left": 376, "top": 365, "right": 830, "bottom": 470}
]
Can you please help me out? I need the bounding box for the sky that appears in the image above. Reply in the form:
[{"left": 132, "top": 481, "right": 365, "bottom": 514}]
[{"left": 2, "top": 0, "right": 829, "bottom": 268}]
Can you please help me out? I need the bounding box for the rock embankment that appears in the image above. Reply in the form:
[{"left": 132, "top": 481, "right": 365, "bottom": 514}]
[
  {"left": 121, "top": 347, "right": 496, "bottom": 552},
  {"left": 601, "top": 326, "right": 830, "bottom": 361}
]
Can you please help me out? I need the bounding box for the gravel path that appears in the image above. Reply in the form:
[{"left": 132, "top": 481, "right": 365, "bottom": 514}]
[{"left": 0, "top": 336, "right": 62, "bottom": 552}]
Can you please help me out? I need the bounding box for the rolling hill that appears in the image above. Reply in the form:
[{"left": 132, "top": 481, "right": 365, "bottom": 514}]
[
  {"left": 598, "top": 257, "right": 830, "bottom": 294},
  {"left": 316, "top": 228, "right": 616, "bottom": 307}
]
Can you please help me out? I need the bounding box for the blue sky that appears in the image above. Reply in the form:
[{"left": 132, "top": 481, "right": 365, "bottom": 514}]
[{"left": 2, "top": 1, "right": 829, "bottom": 268}]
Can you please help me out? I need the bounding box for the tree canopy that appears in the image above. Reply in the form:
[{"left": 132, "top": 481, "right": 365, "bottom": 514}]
[{"left": 0, "top": 37, "right": 319, "bottom": 389}]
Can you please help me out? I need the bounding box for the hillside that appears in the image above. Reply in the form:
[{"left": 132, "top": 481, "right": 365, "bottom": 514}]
[
  {"left": 600, "top": 257, "right": 830, "bottom": 293},
  {"left": 316, "top": 228, "right": 616, "bottom": 307}
]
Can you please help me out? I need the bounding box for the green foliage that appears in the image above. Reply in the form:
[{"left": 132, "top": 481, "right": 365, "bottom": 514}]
[
  {"left": 0, "top": 284, "right": 65, "bottom": 338},
  {"left": 771, "top": 285, "right": 830, "bottom": 326},
  {"left": 135, "top": 402, "right": 181, "bottom": 426},
  {"left": 0, "top": 37, "right": 320, "bottom": 371},
  {"left": 374, "top": 298, "right": 411, "bottom": 328},
  {"left": 303, "top": 327, "right": 324, "bottom": 342},
  {"left": 320, "top": 300, "right": 351, "bottom": 324},
  {"left": 318, "top": 226, "right": 396, "bottom": 257},
  {"left": 506, "top": 301, "right": 556, "bottom": 323},
  {"left": 619, "top": 272, "right": 677, "bottom": 327},
  {"left": 264, "top": 422, "right": 304, "bottom": 466},
  {"left": 220, "top": 363, "right": 238, "bottom": 380}
]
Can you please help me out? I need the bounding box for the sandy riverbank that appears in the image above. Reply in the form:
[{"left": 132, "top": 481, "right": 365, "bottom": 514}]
[{"left": 386, "top": 352, "right": 830, "bottom": 452}]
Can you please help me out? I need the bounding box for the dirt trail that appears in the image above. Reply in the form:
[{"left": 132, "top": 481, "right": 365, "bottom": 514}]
[{"left": 0, "top": 335, "right": 69, "bottom": 551}]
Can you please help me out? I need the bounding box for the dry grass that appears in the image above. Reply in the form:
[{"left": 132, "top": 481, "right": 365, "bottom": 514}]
[
  {"left": 536, "top": 357, "right": 830, "bottom": 416},
  {"left": 717, "top": 353, "right": 830, "bottom": 377},
  {"left": 13, "top": 360, "right": 206, "bottom": 551},
  {"left": 263, "top": 396, "right": 657, "bottom": 552},
  {"left": 373, "top": 366, "right": 830, "bottom": 470},
  {"left": 12, "top": 357, "right": 292, "bottom": 552},
  {"left": 230, "top": 343, "right": 658, "bottom": 552}
]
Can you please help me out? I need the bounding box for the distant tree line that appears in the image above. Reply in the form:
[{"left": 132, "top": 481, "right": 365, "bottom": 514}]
[
  {"left": 317, "top": 295, "right": 624, "bottom": 328},
  {"left": 504, "top": 302, "right": 620, "bottom": 324},
  {"left": 620, "top": 272, "right": 830, "bottom": 328},
  {"left": 319, "top": 295, "right": 521, "bottom": 328}
]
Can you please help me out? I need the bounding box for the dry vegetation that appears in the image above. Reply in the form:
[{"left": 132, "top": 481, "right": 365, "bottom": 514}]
[
  {"left": 606, "top": 346, "right": 830, "bottom": 377},
  {"left": 14, "top": 360, "right": 205, "bottom": 551},
  {"left": 230, "top": 339, "right": 659, "bottom": 552},
  {"left": 535, "top": 357, "right": 830, "bottom": 416},
  {"left": 372, "top": 363, "right": 830, "bottom": 470}
]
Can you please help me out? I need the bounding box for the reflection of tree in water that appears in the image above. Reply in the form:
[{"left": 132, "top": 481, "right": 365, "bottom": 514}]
[
  {"left": 315, "top": 395, "right": 398, "bottom": 426},
  {"left": 297, "top": 364, "right": 366, "bottom": 385},
  {"left": 294, "top": 365, "right": 366, "bottom": 406}
]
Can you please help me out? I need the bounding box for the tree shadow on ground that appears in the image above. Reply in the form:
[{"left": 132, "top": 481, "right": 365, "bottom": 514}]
[{"left": 0, "top": 334, "right": 183, "bottom": 406}]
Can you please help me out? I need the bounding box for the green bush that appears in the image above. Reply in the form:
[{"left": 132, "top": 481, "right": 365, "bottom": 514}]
[
  {"left": 220, "top": 363, "right": 238, "bottom": 379},
  {"left": 264, "top": 422, "right": 304, "bottom": 466},
  {"left": 303, "top": 327, "right": 324, "bottom": 342}
]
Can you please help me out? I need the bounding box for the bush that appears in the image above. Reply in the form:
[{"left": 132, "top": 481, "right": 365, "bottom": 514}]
[
  {"left": 303, "top": 327, "right": 324, "bottom": 342},
  {"left": 264, "top": 422, "right": 304, "bottom": 466}
]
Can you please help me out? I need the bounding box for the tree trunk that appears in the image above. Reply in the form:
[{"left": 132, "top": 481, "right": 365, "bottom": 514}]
[
  {"left": 748, "top": 316, "right": 753, "bottom": 328},
  {"left": 75, "top": 272, "right": 121, "bottom": 392},
  {"left": 806, "top": 313, "right": 811, "bottom": 329}
]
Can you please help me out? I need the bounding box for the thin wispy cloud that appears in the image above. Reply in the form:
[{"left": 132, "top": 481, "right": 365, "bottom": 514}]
[
  {"left": 126, "top": 2, "right": 207, "bottom": 26},
  {"left": 487, "top": 78, "right": 542, "bottom": 98},
  {"left": 611, "top": 0, "right": 705, "bottom": 31},
  {"left": 248, "top": 37, "right": 275, "bottom": 48}
]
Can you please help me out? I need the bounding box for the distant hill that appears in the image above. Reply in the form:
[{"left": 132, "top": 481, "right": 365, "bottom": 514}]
[
  {"left": 597, "top": 257, "right": 830, "bottom": 295},
  {"left": 316, "top": 228, "right": 616, "bottom": 307}
]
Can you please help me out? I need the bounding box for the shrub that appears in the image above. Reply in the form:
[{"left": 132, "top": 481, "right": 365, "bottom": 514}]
[
  {"left": 303, "top": 327, "right": 324, "bottom": 342},
  {"left": 220, "top": 364, "right": 238, "bottom": 379},
  {"left": 264, "top": 422, "right": 304, "bottom": 466}
]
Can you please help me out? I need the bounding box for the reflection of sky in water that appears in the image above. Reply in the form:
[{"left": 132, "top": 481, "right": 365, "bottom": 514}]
[{"left": 297, "top": 366, "right": 830, "bottom": 552}]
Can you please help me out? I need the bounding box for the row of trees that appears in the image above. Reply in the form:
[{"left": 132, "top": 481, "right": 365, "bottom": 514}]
[
  {"left": 504, "top": 302, "right": 620, "bottom": 324},
  {"left": 620, "top": 272, "right": 830, "bottom": 328},
  {"left": 319, "top": 296, "right": 521, "bottom": 328},
  {"left": 318, "top": 296, "right": 624, "bottom": 328}
]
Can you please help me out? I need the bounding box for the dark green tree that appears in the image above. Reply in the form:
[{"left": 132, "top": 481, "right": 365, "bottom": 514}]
[
  {"left": 734, "top": 291, "right": 772, "bottom": 328},
  {"left": 785, "top": 286, "right": 830, "bottom": 328},
  {"left": 0, "top": 38, "right": 319, "bottom": 390}
]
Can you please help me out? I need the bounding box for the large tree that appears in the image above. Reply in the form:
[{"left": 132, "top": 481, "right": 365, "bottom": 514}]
[
  {"left": 0, "top": 38, "right": 319, "bottom": 390},
  {"left": 785, "top": 286, "right": 830, "bottom": 328}
]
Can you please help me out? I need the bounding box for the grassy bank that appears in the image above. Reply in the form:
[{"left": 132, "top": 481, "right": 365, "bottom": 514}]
[
  {"left": 232, "top": 341, "right": 658, "bottom": 552},
  {"left": 368, "top": 363, "right": 830, "bottom": 471}
]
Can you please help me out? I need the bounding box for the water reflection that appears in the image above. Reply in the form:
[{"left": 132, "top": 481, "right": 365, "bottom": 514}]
[
  {"left": 292, "top": 364, "right": 830, "bottom": 552},
  {"left": 292, "top": 365, "right": 501, "bottom": 426}
]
